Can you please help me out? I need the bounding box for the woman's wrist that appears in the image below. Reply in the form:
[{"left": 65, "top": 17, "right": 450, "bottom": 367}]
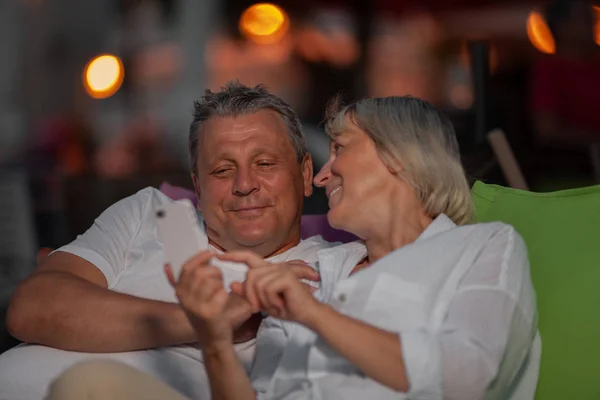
[{"left": 302, "top": 301, "right": 332, "bottom": 332}]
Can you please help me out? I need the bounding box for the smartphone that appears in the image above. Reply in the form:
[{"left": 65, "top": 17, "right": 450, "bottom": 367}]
[
  {"left": 155, "top": 199, "right": 249, "bottom": 289},
  {"left": 155, "top": 199, "right": 205, "bottom": 280}
]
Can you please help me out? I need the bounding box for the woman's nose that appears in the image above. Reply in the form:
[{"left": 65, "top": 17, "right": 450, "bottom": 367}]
[{"left": 313, "top": 159, "right": 332, "bottom": 188}]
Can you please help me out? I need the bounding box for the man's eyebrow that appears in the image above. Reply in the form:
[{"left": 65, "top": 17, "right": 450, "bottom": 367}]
[
  {"left": 250, "top": 148, "right": 280, "bottom": 158},
  {"left": 204, "top": 153, "right": 235, "bottom": 167}
]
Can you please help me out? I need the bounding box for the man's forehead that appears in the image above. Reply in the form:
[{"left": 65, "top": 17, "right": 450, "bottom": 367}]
[
  {"left": 202, "top": 112, "right": 286, "bottom": 140},
  {"left": 198, "top": 115, "right": 294, "bottom": 162}
]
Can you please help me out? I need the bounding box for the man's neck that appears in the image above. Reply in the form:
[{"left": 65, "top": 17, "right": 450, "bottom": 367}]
[{"left": 207, "top": 237, "right": 302, "bottom": 259}]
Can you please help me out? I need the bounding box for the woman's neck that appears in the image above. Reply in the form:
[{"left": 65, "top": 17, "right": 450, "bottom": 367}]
[{"left": 364, "top": 209, "right": 433, "bottom": 265}]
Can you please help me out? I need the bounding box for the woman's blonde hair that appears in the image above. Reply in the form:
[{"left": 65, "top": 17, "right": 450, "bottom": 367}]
[{"left": 326, "top": 96, "right": 473, "bottom": 225}]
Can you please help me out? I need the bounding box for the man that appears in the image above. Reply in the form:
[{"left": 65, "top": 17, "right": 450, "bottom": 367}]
[{"left": 0, "top": 81, "right": 335, "bottom": 400}]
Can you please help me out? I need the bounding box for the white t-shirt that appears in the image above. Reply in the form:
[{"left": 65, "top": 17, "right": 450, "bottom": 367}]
[{"left": 0, "top": 187, "right": 336, "bottom": 400}]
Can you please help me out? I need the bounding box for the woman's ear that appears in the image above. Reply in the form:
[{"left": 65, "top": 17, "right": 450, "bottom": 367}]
[{"left": 385, "top": 157, "right": 403, "bottom": 176}]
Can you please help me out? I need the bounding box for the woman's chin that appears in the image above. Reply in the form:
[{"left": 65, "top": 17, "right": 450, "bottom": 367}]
[{"left": 326, "top": 207, "right": 346, "bottom": 231}]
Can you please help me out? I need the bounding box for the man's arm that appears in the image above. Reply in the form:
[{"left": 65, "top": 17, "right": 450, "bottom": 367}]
[
  {"left": 204, "top": 344, "right": 257, "bottom": 400},
  {"left": 6, "top": 251, "right": 197, "bottom": 352}
]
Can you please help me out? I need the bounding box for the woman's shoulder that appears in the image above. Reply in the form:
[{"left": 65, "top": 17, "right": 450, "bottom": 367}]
[{"left": 443, "top": 221, "right": 528, "bottom": 264}]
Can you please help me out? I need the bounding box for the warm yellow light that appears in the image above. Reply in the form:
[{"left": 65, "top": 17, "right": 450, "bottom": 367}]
[
  {"left": 83, "top": 54, "right": 124, "bottom": 99},
  {"left": 240, "top": 3, "right": 289, "bottom": 44},
  {"left": 527, "top": 11, "right": 555, "bottom": 54}
]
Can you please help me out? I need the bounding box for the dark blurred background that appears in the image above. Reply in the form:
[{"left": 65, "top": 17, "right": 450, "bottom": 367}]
[{"left": 1, "top": 0, "right": 600, "bottom": 351}]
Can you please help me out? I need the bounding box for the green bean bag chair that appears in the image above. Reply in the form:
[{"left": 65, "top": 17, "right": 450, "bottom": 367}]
[{"left": 472, "top": 181, "right": 600, "bottom": 400}]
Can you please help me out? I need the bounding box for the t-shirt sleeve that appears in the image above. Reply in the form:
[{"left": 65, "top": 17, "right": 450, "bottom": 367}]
[{"left": 54, "top": 188, "right": 153, "bottom": 287}]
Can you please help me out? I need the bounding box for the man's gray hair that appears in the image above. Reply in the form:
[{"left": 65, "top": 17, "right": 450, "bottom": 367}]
[
  {"left": 189, "top": 81, "right": 307, "bottom": 175},
  {"left": 326, "top": 96, "right": 474, "bottom": 225}
]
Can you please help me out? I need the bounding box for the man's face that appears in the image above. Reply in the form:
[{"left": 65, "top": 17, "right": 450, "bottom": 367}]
[{"left": 193, "top": 110, "right": 313, "bottom": 257}]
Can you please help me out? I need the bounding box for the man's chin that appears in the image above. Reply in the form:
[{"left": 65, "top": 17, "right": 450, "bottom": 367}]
[{"left": 231, "top": 232, "right": 271, "bottom": 248}]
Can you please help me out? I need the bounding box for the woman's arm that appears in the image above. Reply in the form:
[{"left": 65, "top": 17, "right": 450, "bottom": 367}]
[
  {"left": 217, "top": 251, "right": 410, "bottom": 392},
  {"left": 305, "top": 304, "right": 409, "bottom": 392}
]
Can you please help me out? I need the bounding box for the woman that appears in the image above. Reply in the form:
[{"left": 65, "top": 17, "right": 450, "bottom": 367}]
[{"left": 47, "top": 96, "right": 539, "bottom": 399}]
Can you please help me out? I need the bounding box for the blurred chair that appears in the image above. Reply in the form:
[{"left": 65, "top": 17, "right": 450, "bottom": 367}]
[
  {"left": 0, "top": 169, "right": 37, "bottom": 353},
  {"left": 0, "top": 170, "right": 37, "bottom": 302},
  {"left": 487, "top": 129, "right": 529, "bottom": 190},
  {"left": 473, "top": 180, "right": 600, "bottom": 400},
  {"left": 590, "top": 143, "right": 600, "bottom": 184}
]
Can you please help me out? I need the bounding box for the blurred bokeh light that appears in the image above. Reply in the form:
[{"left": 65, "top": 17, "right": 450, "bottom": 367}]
[
  {"left": 526, "top": 10, "right": 555, "bottom": 54},
  {"left": 83, "top": 54, "right": 124, "bottom": 99},
  {"left": 595, "top": 6, "right": 600, "bottom": 46},
  {"left": 239, "top": 3, "right": 289, "bottom": 44}
]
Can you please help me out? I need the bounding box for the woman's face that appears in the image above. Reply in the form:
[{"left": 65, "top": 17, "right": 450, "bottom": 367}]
[{"left": 313, "top": 118, "right": 400, "bottom": 237}]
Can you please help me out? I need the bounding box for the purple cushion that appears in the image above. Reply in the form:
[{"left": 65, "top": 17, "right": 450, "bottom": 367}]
[
  {"left": 158, "top": 181, "right": 358, "bottom": 243},
  {"left": 159, "top": 181, "right": 198, "bottom": 207}
]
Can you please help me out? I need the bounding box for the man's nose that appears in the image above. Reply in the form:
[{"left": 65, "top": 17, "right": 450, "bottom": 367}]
[
  {"left": 313, "top": 159, "right": 332, "bottom": 188},
  {"left": 233, "top": 167, "right": 260, "bottom": 196}
]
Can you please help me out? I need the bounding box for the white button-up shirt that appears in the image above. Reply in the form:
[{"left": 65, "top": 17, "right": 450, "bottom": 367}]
[{"left": 251, "top": 214, "right": 539, "bottom": 400}]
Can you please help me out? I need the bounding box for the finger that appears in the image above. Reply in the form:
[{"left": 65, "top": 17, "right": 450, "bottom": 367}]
[
  {"left": 164, "top": 264, "right": 176, "bottom": 286},
  {"left": 263, "top": 276, "right": 287, "bottom": 314},
  {"left": 286, "top": 259, "right": 309, "bottom": 266},
  {"left": 181, "top": 272, "right": 224, "bottom": 307},
  {"left": 244, "top": 267, "right": 276, "bottom": 312},
  {"left": 230, "top": 281, "right": 245, "bottom": 297},
  {"left": 215, "top": 251, "right": 267, "bottom": 269},
  {"left": 289, "top": 265, "right": 320, "bottom": 281},
  {"left": 302, "top": 283, "right": 319, "bottom": 294},
  {"left": 179, "top": 251, "right": 220, "bottom": 281},
  {"left": 180, "top": 251, "right": 217, "bottom": 279},
  {"left": 254, "top": 272, "right": 282, "bottom": 313},
  {"left": 178, "top": 266, "right": 224, "bottom": 301}
]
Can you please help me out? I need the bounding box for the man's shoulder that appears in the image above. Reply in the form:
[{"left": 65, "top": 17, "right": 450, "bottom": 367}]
[{"left": 109, "top": 187, "right": 174, "bottom": 216}]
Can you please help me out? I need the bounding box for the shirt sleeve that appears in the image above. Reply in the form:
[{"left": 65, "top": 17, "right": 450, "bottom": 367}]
[
  {"left": 250, "top": 317, "right": 289, "bottom": 397},
  {"left": 54, "top": 188, "right": 153, "bottom": 287},
  {"left": 401, "top": 226, "right": 537, "bottom": 400}
]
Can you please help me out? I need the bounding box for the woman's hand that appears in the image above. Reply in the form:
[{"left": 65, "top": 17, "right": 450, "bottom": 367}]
[
  {"left": 215, "top": 252, "right": 323, "bottom": 325},
  {"left": 165, "top": 251, "right": 233, "bottom": 352}
]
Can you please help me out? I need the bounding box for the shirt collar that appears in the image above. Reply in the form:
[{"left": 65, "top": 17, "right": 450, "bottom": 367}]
[{"left": 415, "top": 213, "right": 456, "bottom": 242}]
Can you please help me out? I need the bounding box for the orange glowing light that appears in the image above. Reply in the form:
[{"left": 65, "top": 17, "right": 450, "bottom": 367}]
[
  {"left": 527, "top": 11, "right": 555, "bottom": 54},
  {"left": 594, "top": 6, "right": 600, "bottom": 46},
  {"left": 239, "top": 3, "right": 289, "bottom": 44},
  {"left": 83, "top": 54, "right": 124, "bottom": 99}
]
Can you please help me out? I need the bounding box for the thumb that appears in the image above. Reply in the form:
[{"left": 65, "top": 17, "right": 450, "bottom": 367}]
[{"left": 164, "top": 264, "right": 177, "bottom": 287}]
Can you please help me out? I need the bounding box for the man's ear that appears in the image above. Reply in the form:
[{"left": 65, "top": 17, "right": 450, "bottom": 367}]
[
  {"left": 302, "top": 153, "right": 314, "bottom": 197},
  {"left": 191, "top": 174, "right": 202, "bottom": 211}
]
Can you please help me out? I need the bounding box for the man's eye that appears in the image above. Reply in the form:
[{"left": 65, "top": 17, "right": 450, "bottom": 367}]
[
  {"left": 257, "top": 161, "right": 275, "bottom": 167},
  {"left": 333, "top": 143, "right": 343, "bottom": 153},
  {"left": 212, "top": 168, "right": 231, "bottom": 176}
]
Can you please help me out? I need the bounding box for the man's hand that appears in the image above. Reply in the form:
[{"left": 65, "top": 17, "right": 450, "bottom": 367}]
[
  {"left": 216, "top": 252, "right": 322, "bottom": 325},
  {"left": 165, "top": 251, "right": 233, "bottom": 352}
]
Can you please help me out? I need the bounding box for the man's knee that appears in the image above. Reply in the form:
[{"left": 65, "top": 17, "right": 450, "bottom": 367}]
[{"left": 48, "top": 360, "right": 135, "bottom": 399}]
